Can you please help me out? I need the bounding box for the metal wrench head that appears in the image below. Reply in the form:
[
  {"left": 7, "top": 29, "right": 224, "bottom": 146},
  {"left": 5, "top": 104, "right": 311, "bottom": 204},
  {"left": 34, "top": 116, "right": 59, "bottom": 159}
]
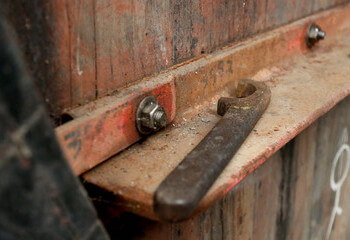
[{"left": 217, "top": 79, "right": 270, "bottom": 116}]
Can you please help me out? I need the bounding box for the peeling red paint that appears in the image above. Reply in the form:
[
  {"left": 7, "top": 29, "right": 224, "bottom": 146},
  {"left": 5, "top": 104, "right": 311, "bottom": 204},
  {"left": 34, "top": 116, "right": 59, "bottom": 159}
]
[{"left": 56, "top": 77, "right": 176, "bottom": 175}]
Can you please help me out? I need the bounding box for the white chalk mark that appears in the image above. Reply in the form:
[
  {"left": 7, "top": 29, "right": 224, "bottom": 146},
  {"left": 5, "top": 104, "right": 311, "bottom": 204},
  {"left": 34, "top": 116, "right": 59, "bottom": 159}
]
[
  {"left": 326, "top": 128, "right": 350, "bottom": 240},
  {"left": 76, "top": 35, "right": 83, "bottom": 76}
]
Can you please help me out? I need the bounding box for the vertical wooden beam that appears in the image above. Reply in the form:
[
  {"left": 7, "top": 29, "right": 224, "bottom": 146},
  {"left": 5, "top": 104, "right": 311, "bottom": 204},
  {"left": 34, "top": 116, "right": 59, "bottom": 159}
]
[{"left": 66, "top": 0, "right": 97, "bottom": 107}]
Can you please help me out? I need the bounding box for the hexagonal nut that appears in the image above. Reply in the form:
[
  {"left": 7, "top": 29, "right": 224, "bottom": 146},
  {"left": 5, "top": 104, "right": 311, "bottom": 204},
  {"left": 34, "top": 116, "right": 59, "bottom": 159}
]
[
  {"left": 141, "top": 102, "right": 164, "bottom": 129},
  {"left": 136, "top": 96, "right": 168, "bottom": 135}
]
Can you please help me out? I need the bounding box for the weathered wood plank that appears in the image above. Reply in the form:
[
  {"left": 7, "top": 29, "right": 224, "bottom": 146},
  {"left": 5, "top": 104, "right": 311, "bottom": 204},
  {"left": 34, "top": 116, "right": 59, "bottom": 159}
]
[
  {"left": 3, "top": 0, "right": 347, "bottom": 119},
  {"left": 66, "top": 0, "right": 97, "bottom": 107},
  {"left": 251, "top": 153, "right": 282, "bottom": 240},
  {"left": 94, "top": 0, "right": 172, "bottom": 97},
  {"left": 1, "top": 1, "right": 72, "bottom": 121},
  {"left": 284, "top": 123, "right": 317, "bottom": 240},
  {"left": 308, "top": 97, "right": 350, "bottom": 240}
]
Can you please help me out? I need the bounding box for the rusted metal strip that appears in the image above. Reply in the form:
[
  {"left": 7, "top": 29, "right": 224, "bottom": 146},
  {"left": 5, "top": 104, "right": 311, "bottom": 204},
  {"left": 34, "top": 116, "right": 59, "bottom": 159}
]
[
  {"left": 154, "top": 80, "right": 271, "bottom": 222},
  {"left": 55, "top": 76, "right": 176, "bottom": 175},
  {"left": 82, "top": 5, "right": 350, "bottom": 220}
]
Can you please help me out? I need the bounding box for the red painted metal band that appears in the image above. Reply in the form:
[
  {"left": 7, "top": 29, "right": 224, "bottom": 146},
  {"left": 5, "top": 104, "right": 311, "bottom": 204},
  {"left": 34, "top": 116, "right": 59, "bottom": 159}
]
[{"left": 56, "top": 76, "right": 176, "bottom": 175}]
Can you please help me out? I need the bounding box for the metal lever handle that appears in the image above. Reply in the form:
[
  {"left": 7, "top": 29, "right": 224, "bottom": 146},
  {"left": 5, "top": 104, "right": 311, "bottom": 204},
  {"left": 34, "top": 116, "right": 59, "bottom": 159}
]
[{"left": 154, "top": 79, "right": 271, "bottom": 222}]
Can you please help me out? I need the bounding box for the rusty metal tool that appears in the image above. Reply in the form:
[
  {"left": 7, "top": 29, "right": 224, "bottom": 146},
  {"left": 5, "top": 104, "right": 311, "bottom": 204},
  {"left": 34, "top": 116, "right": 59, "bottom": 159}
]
[{"left": 154, "top": 79, "right": 271, "bottom": 222}]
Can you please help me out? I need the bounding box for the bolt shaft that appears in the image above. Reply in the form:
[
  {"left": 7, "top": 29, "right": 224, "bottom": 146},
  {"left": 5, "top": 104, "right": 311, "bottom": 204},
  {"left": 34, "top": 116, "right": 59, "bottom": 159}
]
[
  {"left": 306, "top": 23, "right": 326, "bottom": 48},
  {"left": 153, "top": 110, "right": 167, "bottom": 128},
  {"left": 317, "top": 30, "right": 326, "bottom": 40},
  {"left": 154, "top": 110, "right": 164, "bottom": 122}
]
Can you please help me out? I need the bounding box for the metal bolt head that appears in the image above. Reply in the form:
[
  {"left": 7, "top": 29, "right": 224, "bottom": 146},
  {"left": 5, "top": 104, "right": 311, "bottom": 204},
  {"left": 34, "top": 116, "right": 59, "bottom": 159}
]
[
  {"left": 136, "top": 96, "right": 168, "bottom": 135},
  {"left": 306, "top": 23, "right": 326, "bottom": 48}
]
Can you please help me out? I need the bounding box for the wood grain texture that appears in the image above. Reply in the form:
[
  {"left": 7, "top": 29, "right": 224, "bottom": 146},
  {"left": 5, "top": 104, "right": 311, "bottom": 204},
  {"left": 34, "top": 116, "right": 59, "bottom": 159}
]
[
  {"left": 1, "top": 1, "right": 71, "bottom": 121},
  {"left": 98, "top": 96, "right": 350, "bottom": 239},
  {"left": 66, "top": 0, "right": 97, "bottom": 107},
  {"left": 2, "top": 0, "right": 349, "bottom": 119}
]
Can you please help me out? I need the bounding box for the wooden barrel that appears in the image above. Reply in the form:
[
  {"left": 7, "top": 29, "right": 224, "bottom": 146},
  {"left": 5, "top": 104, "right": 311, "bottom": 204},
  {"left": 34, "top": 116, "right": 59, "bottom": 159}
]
[{"left": 1, "top": 1, "right": 350, "bottom": 239}]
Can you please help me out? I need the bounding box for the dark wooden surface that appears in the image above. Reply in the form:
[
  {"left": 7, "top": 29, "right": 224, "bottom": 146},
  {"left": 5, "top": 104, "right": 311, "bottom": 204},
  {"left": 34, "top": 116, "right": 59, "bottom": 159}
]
[
  {"left": 1, "top": 0, "right": 348, "bottom": 120},
  {"left": 0, "top": 16, "right": 109, "bottom": 240},
  {"left": 101, "top": 96, "right": 350, "bottom": 239}
]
